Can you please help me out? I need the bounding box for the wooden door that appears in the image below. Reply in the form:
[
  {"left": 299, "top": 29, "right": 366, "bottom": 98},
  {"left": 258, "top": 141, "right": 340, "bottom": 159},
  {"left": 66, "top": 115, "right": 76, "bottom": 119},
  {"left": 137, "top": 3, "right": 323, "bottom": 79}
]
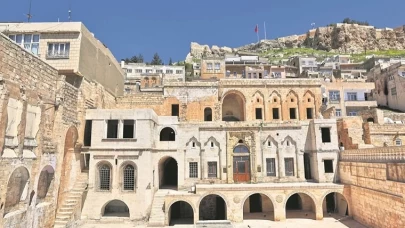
[{"left": 233, "top": 156, "right": 250, "bottom": 182}]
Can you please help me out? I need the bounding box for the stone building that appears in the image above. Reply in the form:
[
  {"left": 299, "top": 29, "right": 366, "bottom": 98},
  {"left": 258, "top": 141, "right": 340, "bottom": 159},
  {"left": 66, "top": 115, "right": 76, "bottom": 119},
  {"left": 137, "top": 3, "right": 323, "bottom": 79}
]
[
  {"left": 80, "top": 75, "right": 350, "bottom": 226},
  {"left": 0, "top": 22, "right": 125, "bottom": 96},
  {"left": 0, "top": 23, "right": 118, "bottom": 228}
]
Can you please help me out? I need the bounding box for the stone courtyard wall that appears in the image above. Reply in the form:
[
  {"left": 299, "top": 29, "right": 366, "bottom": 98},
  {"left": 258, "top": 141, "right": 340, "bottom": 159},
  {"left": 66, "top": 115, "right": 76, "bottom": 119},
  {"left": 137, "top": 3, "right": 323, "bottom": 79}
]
[{"left": 339, "top": 147, "right": 405, "bottom": 228}]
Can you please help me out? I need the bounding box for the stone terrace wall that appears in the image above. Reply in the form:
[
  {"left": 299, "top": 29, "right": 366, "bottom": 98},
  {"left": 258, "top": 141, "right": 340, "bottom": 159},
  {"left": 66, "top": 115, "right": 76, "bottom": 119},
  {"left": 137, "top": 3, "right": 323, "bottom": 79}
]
[{"left": 339, "top": 147, "right": 405, "bottom": 228}]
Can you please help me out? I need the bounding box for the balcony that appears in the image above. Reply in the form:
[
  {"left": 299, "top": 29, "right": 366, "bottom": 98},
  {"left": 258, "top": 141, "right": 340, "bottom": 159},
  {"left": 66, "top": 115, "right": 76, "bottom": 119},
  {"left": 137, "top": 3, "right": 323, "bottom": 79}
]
[
  {"left": 344, "top": 99, "right": 377, "bottom": 107},
  {"left": 46, "top": 51, "right": 69, "bottom": 59}
]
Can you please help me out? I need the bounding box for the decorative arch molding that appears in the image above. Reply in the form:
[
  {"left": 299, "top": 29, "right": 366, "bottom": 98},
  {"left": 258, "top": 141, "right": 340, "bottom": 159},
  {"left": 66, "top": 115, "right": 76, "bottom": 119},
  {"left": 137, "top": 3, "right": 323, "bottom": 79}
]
[
  {"left": 203, "top": 136, "right": 221, "bottom": 148},
  {"left": 95, "top": 160, "right": 113, "bottom": 169},
  {"left": 281, "top": 135, "right": 297, "bottom": 147},
  {"left": 283, "top": 190, "right": 318, "bottom": 209},
  {"left": 240, "top": 192, "right": 278, "bottom": 209},
  {"left": 186, "top": 136, "right": 201, "bottom": 147},
  {"left": 220, "top": 90, "right": 247, "bottom": 103},
  {"left": 197, "top": 192, "right": 230, "bottom": 208},
  {"left": 319, "top": 189, "right": 347, "bottom": 204},
  {"left": 286, "top": 90, "right": 299, "bottom": 100},
  {"left": 303, "top": 90, "right": 316, "bottom": 99},
  {"left": 251, "top": 90, "right": 265, "bottom": 101},
  {"left": 7, "top": 165, "right": 31, "bottom": 182},
  {"left": 263, "top": 135, "right": 279, "bottom": 148},
  {"left": 269, "top": 90, "right": 282, "bottom": 100},
  {"left": 167, "top": 199, "right": 196, "bottom": 214}
]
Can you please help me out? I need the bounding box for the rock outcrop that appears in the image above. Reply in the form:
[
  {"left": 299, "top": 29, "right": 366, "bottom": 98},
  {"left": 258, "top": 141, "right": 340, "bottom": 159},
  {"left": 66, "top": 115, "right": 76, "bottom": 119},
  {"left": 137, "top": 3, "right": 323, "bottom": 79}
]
[{"left": 187, "top": 24, "right": 405, "bottom": 61}]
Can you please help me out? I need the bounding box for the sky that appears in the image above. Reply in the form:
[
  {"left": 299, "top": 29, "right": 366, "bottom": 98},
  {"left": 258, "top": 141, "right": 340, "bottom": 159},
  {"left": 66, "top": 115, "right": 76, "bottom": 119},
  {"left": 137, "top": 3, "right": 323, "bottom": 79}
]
[{"left": 1, "top": 0, "right": 405, "bottom": 63}]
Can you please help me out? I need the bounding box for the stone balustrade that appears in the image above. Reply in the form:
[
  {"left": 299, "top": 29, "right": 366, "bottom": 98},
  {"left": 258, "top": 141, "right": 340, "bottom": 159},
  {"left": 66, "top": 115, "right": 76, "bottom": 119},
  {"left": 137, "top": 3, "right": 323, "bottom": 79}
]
[{"left": 340, "top": 146, "right": 405, "bottom": 162}]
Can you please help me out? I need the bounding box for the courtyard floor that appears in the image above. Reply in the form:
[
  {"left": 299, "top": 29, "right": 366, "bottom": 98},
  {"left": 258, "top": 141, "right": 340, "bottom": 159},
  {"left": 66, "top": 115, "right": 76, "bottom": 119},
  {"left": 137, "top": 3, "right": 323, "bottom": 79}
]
[{"left": 79, "top": 214, "right": 368, "bottom": 228}]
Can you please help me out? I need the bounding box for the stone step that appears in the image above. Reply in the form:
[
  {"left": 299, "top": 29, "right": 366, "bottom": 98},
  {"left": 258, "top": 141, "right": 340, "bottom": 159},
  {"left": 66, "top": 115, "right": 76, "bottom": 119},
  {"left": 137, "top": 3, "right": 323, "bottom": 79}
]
[
  {"left": 54, "top": 220, "right": 67, "bottom": 225},
  {"left": 59, "top": 207, "right": 74, "bottom": 213},
  {"left": 55, "top": 215, "right": 70, "bottom": 221},
  {"left": 57, "top": 211, "right": 73, "bottom": 216}
]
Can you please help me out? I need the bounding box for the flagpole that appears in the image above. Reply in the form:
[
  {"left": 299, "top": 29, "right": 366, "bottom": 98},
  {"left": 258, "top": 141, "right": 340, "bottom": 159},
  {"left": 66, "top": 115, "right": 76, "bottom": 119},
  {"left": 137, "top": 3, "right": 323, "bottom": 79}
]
[
  {"left": 264, "top": 21, "right": 267, "bottom": 40},
  {"left": 256, "top": 24, "right": 259, "bottom": 43}
]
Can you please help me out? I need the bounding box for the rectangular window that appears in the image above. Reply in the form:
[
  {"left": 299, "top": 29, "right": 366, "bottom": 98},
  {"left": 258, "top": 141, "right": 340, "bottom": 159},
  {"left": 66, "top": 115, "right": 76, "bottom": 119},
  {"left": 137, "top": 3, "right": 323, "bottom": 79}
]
[
  {"left": 255, "top": 108, "right": 262, "bottom": 120},
  {"left": 391, "top": 87, "right": 397, "bottom": 95},
  {"left": 324, "top": 160, "right": 334, "bottom": 173},
  {"left": 106, "top": 120, "right": 119, "bottom": 138},
  {"left": 267, "top": 140, "right": 272, "bottom": 147},
  {"left": 189, "top": 162, "right": 198, "bottom": 178},
  {"left": 176, "top": 70, "right": 183, "bottom": 74},
  {"left": 272, "top": 108, "right": 280, "bottom": 120},
  {"left": 253, "top": 73, "right": 257, "bottom": 78},
  {"left": 396, "top": 139, "right": 402, "bottom": 146},
  {"left": 348, "top": 111, "right": 357, "bottom": 116},
  {"left": 248, "top": 73, "right": 251, "bottom": 78},
  {"left": 321, "top": 127, "right": 331, "bottom": 143},
  {"left": 156, "top": 69, "right": 163, "bottom": 73},
  {"left": 171, "top": 104, "right": 179, "bottom": 116},
  {"left": 47, "top": 42, "right": 70, "bottom": 59},
  {"left": 84, "top": 120, "right": 92, "bottom": 146},
  {"left": 145, "top": 69, "right": 152, "bottom": 73},
  {"left": 329, "top": 91, "right": 341, "bottom": 102},
  {"left": 335, "top": 109, "right": 342, "bottom": 117},
  {"left": 123, "top": 120, "right": 135, "bottom": 138},
  {"left": 285, "top": 158, "right": 294, "bottom": 176},
  {"left": 289, "top": 108, "right": 297, "bottom": 119},
  {"left": 347, "top": 92, "right": 357, "bottom": 101},
  {"left": 192, "top": 142, "right": 196, "bottom": 148},
  {"left": 10, "top": 34, "right": 40, "bottom": 55},
  {"left": 306, "top": 108, "right": 313, "bottom": 119},
  {"left": 166, "top": 69, "right": 173, "bottom": 74},
  {"left": 126, "top": 69, "right": 132, "bottom": 73},
  {"left": 208, "top": 162, "right": 217, "bottom": 178},
  {"left": 135, "top": 69, "right": 143, "bottom": 73},
  {"left": 266, "top": 158, "right": 276, "bottom": 176},
  {"left": 214, "top": 62, "right": 220, "bottom": 70},
  {"left": 207, "top": 63, "right": 213, "bottom": 70}
]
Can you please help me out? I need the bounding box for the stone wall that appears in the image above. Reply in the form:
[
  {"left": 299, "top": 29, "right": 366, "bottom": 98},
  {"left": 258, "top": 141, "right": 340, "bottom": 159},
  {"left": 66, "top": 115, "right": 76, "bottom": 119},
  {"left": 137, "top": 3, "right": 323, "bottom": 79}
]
[{"left": 339, "top": 160, "right": 405, "bottom": 228}]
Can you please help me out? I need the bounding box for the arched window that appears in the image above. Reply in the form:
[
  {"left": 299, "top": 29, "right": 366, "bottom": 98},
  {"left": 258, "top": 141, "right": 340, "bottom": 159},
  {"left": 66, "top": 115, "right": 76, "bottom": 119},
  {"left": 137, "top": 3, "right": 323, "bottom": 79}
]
[
  {"left": 160, "top": 127, "right": 176, "bottom": 141},
  {"left": 99, "top": 165, "right": 111, "bottom": 191},
  {"left": 233, "top": 145, "right": 249, "bottom": 153},
  {"left": 204, "top": 108, "right": 212, "bottom": 121},
  {"left": 123, "top": 165, "right": 135, "bottom": 191}
]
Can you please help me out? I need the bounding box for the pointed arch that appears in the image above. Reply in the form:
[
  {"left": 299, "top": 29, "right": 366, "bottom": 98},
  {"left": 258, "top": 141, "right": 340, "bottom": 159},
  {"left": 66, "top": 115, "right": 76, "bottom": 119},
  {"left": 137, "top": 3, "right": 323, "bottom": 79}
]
[
  {"left": 186, "top": 136, "right": 201, "bottom": 147},
  {"left": 252, "top": 90, "right": 265, "bottom": 101},
  {"left": 204, "top": 136, "right": 220, "bottom": 148},
  {"left": 286, "top": 90, "right": 299, "bottom": 101},
  {"left": 281, "top": 135, "right": 297, "bottom": 147},
  {"left": 269, "top": 90, "right": 282, "bottom": 103},
  {"left": 263, "top": 135, "right": 279, "bottom": 148},
  {"left": 303, "top": 90, "right": 316, "bottom": 101}
]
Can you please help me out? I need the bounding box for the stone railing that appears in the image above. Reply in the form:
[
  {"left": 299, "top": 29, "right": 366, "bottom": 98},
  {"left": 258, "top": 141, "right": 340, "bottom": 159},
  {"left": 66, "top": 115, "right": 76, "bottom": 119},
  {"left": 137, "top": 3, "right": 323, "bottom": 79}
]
[{"left": 340, "top": 146, "right": 405, "bottom": 162}]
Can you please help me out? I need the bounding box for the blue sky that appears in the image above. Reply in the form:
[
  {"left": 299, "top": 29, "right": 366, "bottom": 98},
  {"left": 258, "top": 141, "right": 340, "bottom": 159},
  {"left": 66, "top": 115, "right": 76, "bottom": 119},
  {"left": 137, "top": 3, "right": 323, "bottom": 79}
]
[{"left": 1, "top": 0, "right": 404, "bottom": 63}]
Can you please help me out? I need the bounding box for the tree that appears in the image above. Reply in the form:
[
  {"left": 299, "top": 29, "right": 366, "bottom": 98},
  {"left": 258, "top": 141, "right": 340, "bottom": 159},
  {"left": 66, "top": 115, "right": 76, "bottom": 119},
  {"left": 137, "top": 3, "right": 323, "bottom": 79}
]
[
  {"left": 150, "top": 53, "right": 163, "bottom": 65},
  {"left": 126, "top": 54, "right": 144, "bottom": 63},
  {"left": 169, "top": 58, "right": 173, "bottom": 65}
]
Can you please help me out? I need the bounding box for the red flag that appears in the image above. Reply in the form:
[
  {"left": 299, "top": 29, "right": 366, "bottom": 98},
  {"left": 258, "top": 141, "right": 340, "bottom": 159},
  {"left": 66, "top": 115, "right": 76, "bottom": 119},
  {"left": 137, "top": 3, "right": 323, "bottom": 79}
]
[{"left": 254, "top": 24, "right": 258, "bottom": 33}]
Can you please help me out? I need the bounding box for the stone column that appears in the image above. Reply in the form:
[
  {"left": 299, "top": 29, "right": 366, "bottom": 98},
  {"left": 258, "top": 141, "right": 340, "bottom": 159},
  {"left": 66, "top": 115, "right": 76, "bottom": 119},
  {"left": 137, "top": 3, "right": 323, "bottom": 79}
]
[
  {"left": 315, "top": 202, "right": 324, "bottom": 220},
  {"left": 274, "top": 200, "right": 286, "bottom": 221}
]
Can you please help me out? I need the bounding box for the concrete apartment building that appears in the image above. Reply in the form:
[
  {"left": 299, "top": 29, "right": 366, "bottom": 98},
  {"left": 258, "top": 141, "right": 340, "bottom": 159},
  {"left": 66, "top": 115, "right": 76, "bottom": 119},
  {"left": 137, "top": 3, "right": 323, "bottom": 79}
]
[
  {"left": 0, "top": 22, "right": 124, "bottom": 96},
  {"left": 121, "top": 61, "right": 185, "bottom": 94}
]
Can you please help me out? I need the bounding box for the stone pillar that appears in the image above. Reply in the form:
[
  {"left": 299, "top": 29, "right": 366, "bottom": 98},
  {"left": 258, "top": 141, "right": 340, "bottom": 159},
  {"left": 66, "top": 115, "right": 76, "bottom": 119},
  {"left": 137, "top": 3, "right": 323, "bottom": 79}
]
[
  {"left": 296, "top": 152, "right": 305, "bottom": 181},
  {"left": 315, "top": 203, "right": 323, "bottom": 220},
  {"left": 274, "top": 203, "right": 286, "bottom": 221},
  {"left": 277, "top": 148, "right": 284, "bottom": 178}
]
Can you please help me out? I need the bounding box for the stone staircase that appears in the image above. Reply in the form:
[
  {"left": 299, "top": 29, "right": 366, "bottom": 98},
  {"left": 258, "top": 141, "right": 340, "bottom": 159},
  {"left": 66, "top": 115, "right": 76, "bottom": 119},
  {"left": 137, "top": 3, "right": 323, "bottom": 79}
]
[
  {"left": 54, "top": 172, "right": 89, "bottom": 228},
  {"left": 148, "top": 190, "right": 167, "bottom": 227}
]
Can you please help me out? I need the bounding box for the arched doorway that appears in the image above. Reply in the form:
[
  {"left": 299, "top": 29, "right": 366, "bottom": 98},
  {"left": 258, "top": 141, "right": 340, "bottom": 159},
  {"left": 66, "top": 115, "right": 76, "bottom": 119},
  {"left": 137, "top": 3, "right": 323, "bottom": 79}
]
[
  {"left": 199, "top": 194, "right": 227, "bottom": 220},
  {"left": 103, "top": 200, "right": 130, "bottom": 217},
  {"left": 4, "top": 166, "right": 30, "bottom": 215},
  {"left": 243, "top": 193, "right": 274, "bottom": 221},
  {"left": 222, "top": 92, "right": 245, "bottom": 121},
  {"left": 323, "top": 192, "right": 349, "bottom": 217},
  {"left": 169, "top": 201, "right": 194, "bottom": 225},
  {"left": 233, "top": 144, "right": 250, "bottom": 183},
  {"left": 37, "top": 165, "right": 55, "bottom": 204},
  {"left": 159, "top": 157, "right": 178, "bottom": 189},
  {"left": 286, "top": 193, "right": 316, "bottom": 220},
  {"left": 57, "top": 126, "right": 78, "bottom": 212}
]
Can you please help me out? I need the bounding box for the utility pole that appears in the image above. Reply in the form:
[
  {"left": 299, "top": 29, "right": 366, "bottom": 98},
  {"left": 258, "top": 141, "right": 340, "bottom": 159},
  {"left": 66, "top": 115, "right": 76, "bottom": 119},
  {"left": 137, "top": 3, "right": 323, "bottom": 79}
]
[{"left": 26, "top": 0, "right": 33, "bottom": 22}]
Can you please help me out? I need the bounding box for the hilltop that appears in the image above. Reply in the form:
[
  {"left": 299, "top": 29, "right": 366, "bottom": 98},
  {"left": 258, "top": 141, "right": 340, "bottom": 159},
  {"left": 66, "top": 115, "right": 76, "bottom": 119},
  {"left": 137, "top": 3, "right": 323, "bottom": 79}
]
[{"left": 186, "top": 23, "right": 405, "bottom": 63}]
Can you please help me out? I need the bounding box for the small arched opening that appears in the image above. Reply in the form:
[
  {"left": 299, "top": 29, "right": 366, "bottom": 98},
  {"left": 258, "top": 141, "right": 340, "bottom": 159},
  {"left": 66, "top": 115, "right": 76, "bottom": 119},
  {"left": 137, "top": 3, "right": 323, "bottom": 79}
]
[
  {"left": 222, "top": 92, "right": 245, "bottom": 121},
  {"left": 322, "top": 192, "right": 349, "bottom": 217},
  {"left": 37, "top": 165, "right": 55, "bottom": 203},
  {"left": 159, "top": 157, "right": 178, "bottom": 189},
  {"left": 199, "top": 194, "right": 227, "bottom": 220},
  {"left": 169, "top": 201, "right": 194, "bottom": 225},
  {"left": 4, "top": 166, "right": 30, "bottom": 215},
  {"left": 160, "top": 127, "right": 176, "bottom": 141},
  {"left": 286, "top": 193, "right": 316, "bottom": 220},
  {"left": 367, "top": 117, "right": 375, "bottom": 123},
  {"left": 243, "top": 193, "right": 274, "bottom": 221},
  {"left": 204, "top": 108, "right": 212, "bottom": 121},
  {"left": 103, "top": 200, "right": 130, "bottom": 217}
]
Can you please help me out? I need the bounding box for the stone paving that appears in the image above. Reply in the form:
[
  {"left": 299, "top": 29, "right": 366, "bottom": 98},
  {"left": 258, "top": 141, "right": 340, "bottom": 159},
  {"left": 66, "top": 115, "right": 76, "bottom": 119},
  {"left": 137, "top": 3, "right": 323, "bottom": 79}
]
[{"left": 79, "top": 215, "right": 368, "bottom": 228}]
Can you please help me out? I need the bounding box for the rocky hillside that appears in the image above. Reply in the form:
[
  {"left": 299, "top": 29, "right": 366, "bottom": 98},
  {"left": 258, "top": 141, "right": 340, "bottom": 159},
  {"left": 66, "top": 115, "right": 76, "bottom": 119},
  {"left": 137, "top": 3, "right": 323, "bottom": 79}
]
[{"left": 186, "top": 23, "right": 405, "bottom": 61}]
